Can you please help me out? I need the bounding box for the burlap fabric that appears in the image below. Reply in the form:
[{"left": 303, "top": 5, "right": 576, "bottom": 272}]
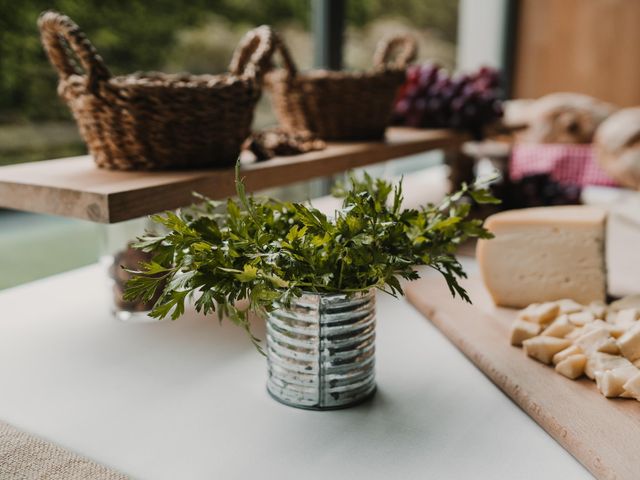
[{"left": 0, "top": 420, "right": 128, "bottom": 480}]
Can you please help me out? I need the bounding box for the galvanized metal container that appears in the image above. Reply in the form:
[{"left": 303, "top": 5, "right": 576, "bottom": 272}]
[{"left": 266, "top": 290, "right": 376, "bottom": 410}]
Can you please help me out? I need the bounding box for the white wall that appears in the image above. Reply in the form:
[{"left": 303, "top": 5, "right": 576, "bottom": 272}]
[{"left": 456, "top": 0, "right": 510, "bottom": 71}]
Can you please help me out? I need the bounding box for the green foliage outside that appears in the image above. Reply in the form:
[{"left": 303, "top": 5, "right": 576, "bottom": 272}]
[{"left": 0, "top": 0, "right": 457, "bottom": 122}]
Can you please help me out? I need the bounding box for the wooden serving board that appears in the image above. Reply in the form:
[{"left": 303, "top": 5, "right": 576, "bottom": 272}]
[{"left": 405, "top": 275, "right": 640, "bottom": 480}]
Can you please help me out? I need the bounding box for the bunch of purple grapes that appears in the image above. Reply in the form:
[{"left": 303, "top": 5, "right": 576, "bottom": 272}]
[{"left": 393, "top": 64, "right": 503, "bottom": 139}]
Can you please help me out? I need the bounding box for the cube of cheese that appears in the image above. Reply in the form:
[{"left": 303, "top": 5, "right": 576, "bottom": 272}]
[
  {"left": 555, "top": 354, "right": 587, "bottom": 379},
  {"left": 565, "top": 325, "right": 592, "bottom": 341},
  {"left": 610, "top": 294, "right": 640, "bottom": 312},
  {"left": 595, "top": 364, "right": 639, "bottom": 398},
  {"left": 552, "top": 345, "right": 583, "bottom": 365},
  {"left": 522, "top": 336, "right": 571, "bottom": 364},
  {"left": 617, "top": 322, "right": 640, "bottom": 361},
  {"left": 557, "top": 299, "right": 586, "bottom": 315},
  {"left": 510, "top": 320, "right": 542, "bottom": 347},
  {"left": 567, "top": 311, "right": 595, "bottom": 327},
  {"left": 588, "top": 301, "right": 607, "bottom": 319},
  {"left": 579, "top": 319, "right": 630, "bottom": 339},
  {"left": 622, "top": 372, "right": 640, "bottom": 401},
  {"left": 574, "top": 327, "right": 619, "bottom": 355},
  {"left": 476, "top": 206, "right": 607, "bottom": 308},
  {"left": 517, "top": 302, "right": 560, "bottom": 325},
  {"left": 541, "top": 315, "right": 575, "bottom": 338},
  {"left": 585, "top": 353, "right": 631, "bottom": 380},
  {"left": 613, "top": 308, "right": 638, "bottom": 326}
]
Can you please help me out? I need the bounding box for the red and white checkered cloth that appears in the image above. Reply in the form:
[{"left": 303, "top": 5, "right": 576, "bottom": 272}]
[{"left": 509, "top": 144, "right": 618, "bottom": 187}]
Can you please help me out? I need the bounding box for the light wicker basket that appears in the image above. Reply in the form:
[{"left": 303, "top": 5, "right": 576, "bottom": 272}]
[{"left": 264, "top": 33, "right": 417, "bottom": 141}]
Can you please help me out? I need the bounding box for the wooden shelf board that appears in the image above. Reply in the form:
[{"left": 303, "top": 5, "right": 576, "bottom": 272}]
[{"left": 0, "top": 127, "right": 464, "bottom": 223}]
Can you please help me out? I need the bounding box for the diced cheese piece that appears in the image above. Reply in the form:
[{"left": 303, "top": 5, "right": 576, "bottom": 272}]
[
  {"left": 595, "top": 364, "right": 639, "bottom": 398},
  {"left": 587, "top": 319, "right": 629, "bottom": 339},
  {"left": 574, "top": 327, "right": 619, "bottom": 355},
  {"left": 567, "top": 311, "right": 595, "bottom": 326},
  {"left": 510, "top": 319, "right": 542, "bottom": 347},
  {"left": 476, "top": 206, "right": 607, "bottom": 308},
  {"left": 553, "top": 345, "right": 583, "bottom": 365},
  {"left": 614, "top": 308, "right": 638, "bottom": 325},
  {"left": 610, "top": 294, "right": 640, "bottom": 312},
  {"left": 522, "top": 336, "right": 571, "bottom": 364},
  {"left": 541, "top": 315, "right": 575, "bottom": 338},
  {"left": 517, "top": 302, "right": 559, "bottom": 325},
  {"left": 565, "top": 325, "right": 592, "bottom": 341},
  {"left": 617, "top": 322, "right": 640, "bottom": 361},
  {"left": 588, "top": 301, "right": 607, "bottom": 319},
  {"left": 555, "top": 354, "right": 587, "bottom": 379},
  {"left": 556, "top": 299, "right": 585, "bottom": 315},
  {"left": 585, "top": 353, "right": 631, "bottom": 380},
  {"left": 602, "top": 323, "right": 629, "bottom": 339},
  {"left": 622, "top": 372, "right": 640, "bottom": 400}
]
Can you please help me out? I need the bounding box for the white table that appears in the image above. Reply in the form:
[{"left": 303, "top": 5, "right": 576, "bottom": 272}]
[{"left": 0, "top": 265, "right": 590, "bottom": 479}]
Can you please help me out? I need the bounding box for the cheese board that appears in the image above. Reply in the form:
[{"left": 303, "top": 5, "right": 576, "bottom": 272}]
[{"left": 405, "top": 274, "right": 640, "bottom": 480}]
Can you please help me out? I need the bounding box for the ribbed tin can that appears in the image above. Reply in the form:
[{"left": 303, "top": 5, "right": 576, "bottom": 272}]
[{"left": 266, "top": 290, "right": 376, "bottom": 410}]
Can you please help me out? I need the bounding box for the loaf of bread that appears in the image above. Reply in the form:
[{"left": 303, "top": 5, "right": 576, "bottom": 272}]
[
  {"left": 521, "top": 93, "right": 615, "bottom": 144},
  {"left": 594, "top": 107, "right": 640, "bottom": 190}
]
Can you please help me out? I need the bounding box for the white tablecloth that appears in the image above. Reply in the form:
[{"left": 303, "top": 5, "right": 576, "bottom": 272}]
[{"left": 0, "top": 265, "right": 590, "bottom": 479}]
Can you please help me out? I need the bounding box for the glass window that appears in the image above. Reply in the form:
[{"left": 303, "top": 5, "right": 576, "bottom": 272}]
[{"left": 0, "top": 1, "right": 458, "bottom": 290}]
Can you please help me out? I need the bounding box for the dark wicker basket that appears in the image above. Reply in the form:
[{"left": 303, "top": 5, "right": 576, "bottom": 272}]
[
  {"left": 38, "top": 11, "right": 276, "bottom": 170},
  {"left": 264, "top": 33, "right": 417, "bottom": 141}
]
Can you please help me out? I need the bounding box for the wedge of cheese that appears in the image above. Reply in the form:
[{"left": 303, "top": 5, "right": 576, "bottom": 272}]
[{"left": 477, "top": 206, "right": 607, "bottom": 308}]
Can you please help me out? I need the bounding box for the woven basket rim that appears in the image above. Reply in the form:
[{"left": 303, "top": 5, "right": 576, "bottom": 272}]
[
  {"left": 266, "top": 68, "right": 405, "bottom": 82},
  {"left": 265, "top": 70, "right": 405, "bottom": 87},
  {"left": 61, "top": 71, "right": 255, "bottom": 90}
]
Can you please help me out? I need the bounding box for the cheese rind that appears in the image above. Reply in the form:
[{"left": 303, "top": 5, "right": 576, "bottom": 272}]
[{"left": 477, "top": 206, "right": 607, "bottom": 308}]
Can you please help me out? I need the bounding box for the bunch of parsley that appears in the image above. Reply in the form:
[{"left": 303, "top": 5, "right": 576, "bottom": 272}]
[{"left": 125, "top": 167, "right": 498, "bottom": 351}]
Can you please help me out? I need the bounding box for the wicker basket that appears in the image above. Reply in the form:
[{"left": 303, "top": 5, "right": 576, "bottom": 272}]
[
  {"left": 265, "top": 33, "right": 417, "bottom": 141},
  {"left": 38, "top": 11, "right": 276, "bottom": 170}
]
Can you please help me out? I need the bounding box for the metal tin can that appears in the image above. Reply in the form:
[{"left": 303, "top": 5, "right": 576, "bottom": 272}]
[{"left": 266, "top": 290, "right": 376, "bottom": 410}]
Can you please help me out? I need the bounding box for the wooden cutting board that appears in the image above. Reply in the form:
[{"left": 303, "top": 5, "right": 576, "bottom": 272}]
[{"left": 405, "top": 275, "right": 640, "bottom": 480}]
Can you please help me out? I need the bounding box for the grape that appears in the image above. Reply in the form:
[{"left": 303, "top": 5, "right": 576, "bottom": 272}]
[{"left": 394, "top": 63, "right": 504, "bottom": 137}]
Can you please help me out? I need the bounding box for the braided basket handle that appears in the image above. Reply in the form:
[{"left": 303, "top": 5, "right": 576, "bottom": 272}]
[
  {"left": 38, "top": 11, "right": 111, "bottom": 93},
  {"left": 271, "top": 33, "right": 298, "bottom": 80},
  {"left": 373, "top": 35, "right": 417, "bottom": 70},
  {"left": 229, "top": 25, "right": 278, "bottom": 82}
]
